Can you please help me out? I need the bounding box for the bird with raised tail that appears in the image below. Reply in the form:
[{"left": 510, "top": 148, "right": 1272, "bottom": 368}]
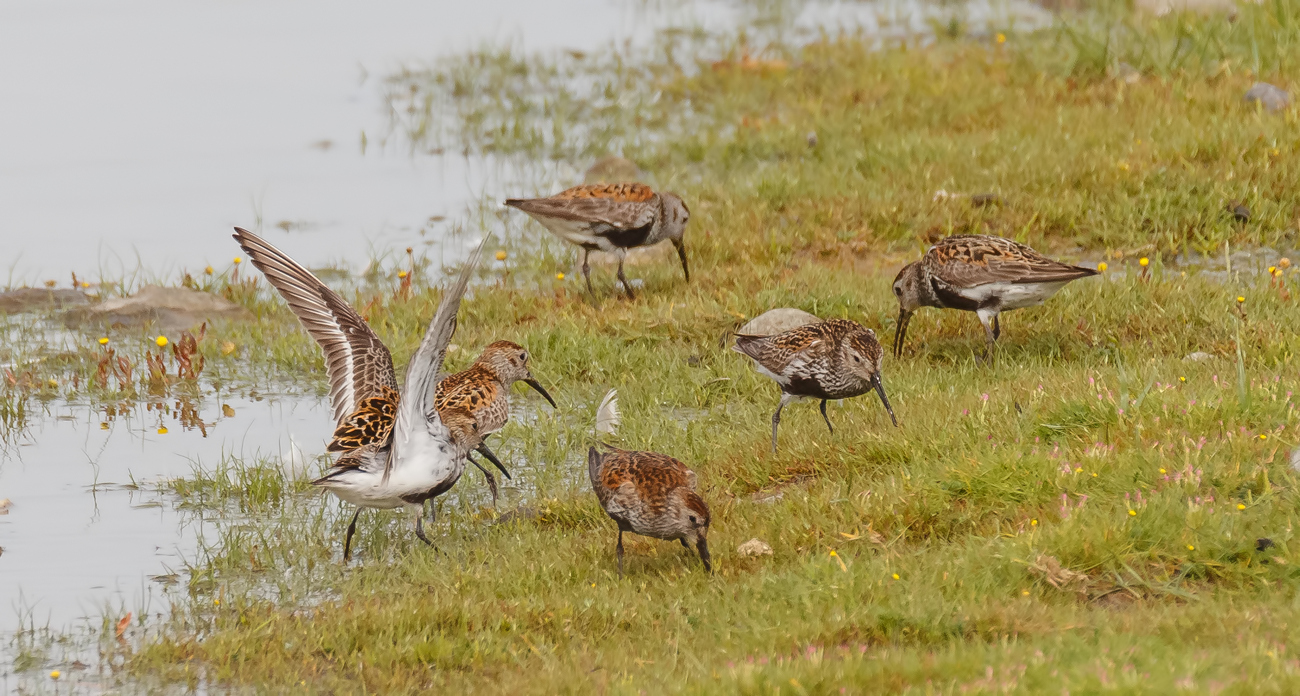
[
  {"left": 891, "top": 234, "right": 1098, "bottom": 358},
  {"left": 435, "top": 340, "right": 557, "bottom": 503},
  {"left": 233, "top": 227, "right": 489, "bottom": 562},
  {"left": 587, "top": 390, "right": 711, "bottom": 577},
  {"left": 734, "top": 319, "right": 897, "bottom": 453},
  {"left": 504, "top": 182, "right": 690, "bottom": 300}
]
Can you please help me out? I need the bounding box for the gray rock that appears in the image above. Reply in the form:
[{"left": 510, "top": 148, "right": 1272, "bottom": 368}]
[
  {"left": 1183, "top": 351, "right": 1214, "bottom": 362},
  {"left": 0, "top": 288, "right": 89, "bottom": 314},
  {"left": 583, "top": 156, "right": 643, "bottom": 184},
  {"left": 737, "top": 308, "right": 820, "bottom": 336},
  {"left": 64, "top": 284, "right": 250, "bottom": 331},
  {"left": 1244, "top": 82, "right": 1290, "bottom": 113}
]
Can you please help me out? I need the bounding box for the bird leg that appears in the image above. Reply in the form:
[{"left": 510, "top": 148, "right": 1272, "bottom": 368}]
[
  {"left": 342, "top": 508, "right": 361, "bottom": 563},
  {"left": 819, "top": 399, "right": 834, "bottom": 434},
  {"left": 992, "top": 314, "right": 1002, "bottom": 340},
  {"left": 414, "top": 507, "right": 436, "bottom": 549},
  {"left": 770, "top": 393, "right": 793, "bottom": 453},
  {"left": 581, "top": 248, "right": 595, "bottom": 299},
  {"left": 617, "top": 529, "right": 625, "bottom": 578},
  {"left": 616, "top": 252, "right": 635, "bottom": 300},
  {"left": 977, "top": 309, "right": 999, "bottom": 364},
  {"left": 467, "top": 453, "right": 499, "bottom": 506}
]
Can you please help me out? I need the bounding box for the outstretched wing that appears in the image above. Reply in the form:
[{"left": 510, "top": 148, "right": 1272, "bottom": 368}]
[
  {"left": 390, "top": 236, "right": 489, "bottom": 477},
  {"left": 233, "top": 228, "right": 398, "bottom": 434}
]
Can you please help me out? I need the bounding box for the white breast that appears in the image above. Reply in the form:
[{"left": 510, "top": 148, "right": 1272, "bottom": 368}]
[{"left": 956, "top": 281, "right": 1070, "bottom": 310}]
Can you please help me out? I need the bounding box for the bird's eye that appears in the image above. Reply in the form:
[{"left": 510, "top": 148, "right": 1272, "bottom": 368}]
[
  {"left": 893, "top": 286, "right": 902, "bottom": 295},
  {"left": 519, "top": 352, "right": 527, "bottom": 361},
  {"left": 689, "top": 516, "right": 697, "bottom": 524},
  {"left": 853, "top": 356, "right": 861, "bottom": 363}
]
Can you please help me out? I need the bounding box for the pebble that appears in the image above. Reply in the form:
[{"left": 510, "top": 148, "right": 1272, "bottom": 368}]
[
  {"left": 737, "top": 538, "right": 773, "bottom": 557},
  {"left": 1243, "top": 82, "right": 1290, "bottom": 113}
]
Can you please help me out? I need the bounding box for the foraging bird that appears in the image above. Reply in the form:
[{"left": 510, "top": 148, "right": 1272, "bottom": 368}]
[
  {"left": 733, "top": 319, "right": 897, "bottom": 453},
  {"left": 233, "top": 227, "right": 488, "bottom": 562},
  {"left": 588, "top": 429, "right": 711, "bottom": 576},
  {"left": 891, "top": 234, "right": 1099, "bottom": 358},
  {"left": 435, "top": 340, "right": 557, "bottom": 502},
  {"left": 504, "top": 182, "right": 690, "bottom": 299}
]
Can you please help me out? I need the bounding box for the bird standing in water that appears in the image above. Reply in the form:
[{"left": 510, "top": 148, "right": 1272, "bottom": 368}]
[
  {"left": 891, "top": 234, "right": 1098, "bottom": 358},
  {"left": 505, "top": 182, "right": 690, "bottom": 299},
  {"left": 734, "top": 319, "right": 897, "bottom": 453},
  {"left": 234, "top": 227, "right": 488, "bottom": 562}
]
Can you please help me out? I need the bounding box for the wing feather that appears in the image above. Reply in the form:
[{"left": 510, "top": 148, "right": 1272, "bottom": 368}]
[{"left": 233, "top": 228, "right": 397, "bottom": 426}]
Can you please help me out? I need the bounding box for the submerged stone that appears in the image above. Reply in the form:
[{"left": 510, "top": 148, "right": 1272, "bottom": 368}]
[
  {"left": 64, "top": 284, "right": 250, "bottom": 331},
  {"left": 0, "top": 288, "right": 89, "bottom": 314}
]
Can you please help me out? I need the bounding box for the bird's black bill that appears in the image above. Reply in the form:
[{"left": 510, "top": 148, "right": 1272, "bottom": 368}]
[
  {"left": 673, "top": 238, "right": 690, "bottom": 283},
  {"left": 893, "top": 309, "right": 912, "bottom": 358},
  {"left": 476, "top": 443, "right": 511, "bottom": 480},
  {"left": 524, "top": 378, "right": 557, "bottom": 408},
  {"left": 872, "top": 373, "right": 899, "bottom": 427},
  {"left": 697, "top": 537, "right": 712, "bottom": 573}
]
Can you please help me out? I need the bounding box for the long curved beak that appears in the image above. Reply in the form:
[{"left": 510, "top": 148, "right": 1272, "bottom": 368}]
[
  {"left": 872, "top": 373, "right": 898, "bottom": 427},
  {"left": 672, "top": 238, "right": 690, "bottom": 283},
  {"left": 475, "top": 443, "right": 511, "bottom": 479},
  {"left": 893, "top": 308, "right": 912, "bottom": 358},
  {"left": 524, "top": 377, "right": 557, "bottom": 408},
  {"left": 696, "top": 536, "right": 712, "bottom": 573}
]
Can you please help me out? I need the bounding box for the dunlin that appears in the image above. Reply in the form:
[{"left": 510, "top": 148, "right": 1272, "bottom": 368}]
[
  {"left": 435, "top": 340, "right": 557, "bottom": 501},
  {"left": 233, "top": 227, "right": 488, "bottom": 562},
  {"left": 505, "top": 182, "right": 690, "bottom": 299},
  {"left": 891, "top": 234, "right": 1098, "bottom": 357},
  {"left": 734, "top": 319, "right": 897, "bottom": 453},
  {"left": 588, "top": 441, "right": 711, "bottom": 577}
]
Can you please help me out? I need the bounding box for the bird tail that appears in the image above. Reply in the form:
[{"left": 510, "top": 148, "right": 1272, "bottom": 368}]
[{"left": 731, "top": 333, "right": 767, "bottom": 359}]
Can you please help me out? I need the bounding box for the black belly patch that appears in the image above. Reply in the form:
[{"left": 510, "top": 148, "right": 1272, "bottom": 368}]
[
  {"left": 931, "top": 277, "right": 980, "bottom": 312},
  {"left": 600, "top": 222, "right": 654, "bottom": 249},
  {"left": 786, "top": 374, "right": 832, "bottom": 399},
  {"left": 401, "top": 478, "right": 457, "bottom": 505}
]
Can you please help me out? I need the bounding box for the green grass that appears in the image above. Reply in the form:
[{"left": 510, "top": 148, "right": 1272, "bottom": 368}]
[{"left": 7, "top": 1, "right": 1300, "bottom": 692}]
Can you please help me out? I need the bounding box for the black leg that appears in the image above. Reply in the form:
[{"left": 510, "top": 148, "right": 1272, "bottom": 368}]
[
  {"left": 771, "top": 402, "right": 785, "bottom": 454},
  {"left": 680, "top": 538, "right": 690, "bottom": 549},
  {"left": 616, "top": 256, "right": 635, "bottom": 300},
  {"left": 992, "top": 314, "right": 1001, "bottom": 340},
  {"left": 617, "top": 529, "right": 625, "bottom": 578},
  {"left": 415, "top": 513, "right": 436, "bottom": 549},
  {"left": 582, "top": 249, "right": 594, "bottom": 298},
  {"left": 467, "top": 453, "right": 499, "bottom": 505},
  {"left": 819, "top": 399, "right": 834, "bottom": 434},
  {"left": 342, "top": 508, "right": 361, "bottom": 563}
]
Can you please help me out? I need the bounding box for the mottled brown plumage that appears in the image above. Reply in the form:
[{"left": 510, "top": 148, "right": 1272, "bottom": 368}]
[
  {"left": 734, "top": 319, "right": 897, "bottom": 453},
  {"left": 505, "top": 183, "right": 691, "bottom": 299},
  {"left": 433, "top": 340, "right": 556, "bottom": 500},
  {"left": 328, "top": 386, "right": 398, "bottom": 452},
  {"left": 892, "top": 235, "right": 1098, "bottom": 357},
  {"left": 587, "top": 446, "right": 711, "bottom": 577}
]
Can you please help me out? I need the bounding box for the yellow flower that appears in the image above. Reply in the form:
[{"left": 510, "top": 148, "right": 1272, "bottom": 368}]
[
  {"left": 204, "top": 266, "right": 214, "bottom": 275},
  {"left": 50, "top": 671, "right": 60, "bottom": 680},
  {"left": 1269, "top": 266, "right": 1277, "bottom": 275},
  {"left": 1179, "top": 376, "right": 1185, "bottom": 383},
  {"left": 1237, "top": 503, "right": 1246, "bottom": 510},
  {"left": 98, "top": 337, "right": 109, "bottom": 345},
  {"left": 158, "top": 427, "right": 168, "bottom": 435},
  {"left": 214, "top": 598, "right": 220, "bottom": 606},
  {"left": 1128, "top": 509, "right": 1137, "bottom": 516},
  {"left": 1030, "top": 519, "right": 1038, "bottom": 526},
  {"left": 1259, "top": 434, "right": 1267, "bottom": 440},
  {"left": 47, "top": 378, "right": 58, "bottom": 388},
  {"left": 156, "top": 335, "right": 169, "bottom": 347},
  {"left": 556, "top": 273, "right": 565, "bottom": 281},
  {"left": 495, "top": 250, "right": 507, "bottom": 261},
  {"left": 1021, "top": 589, "right": 1030, "bottom": 596},
  {"left": 1159, "top": 468, "right": 1167, "bottom": 474},
  {"left": 397, "top": 270, "right": 408, "bottom": 279},
  {"left": 996, "top": 33, "right": 1006, "bottom": 44},
  {"left": 1097, "top": 262, "right": 1108, "bottom": 272},
  {"left": 1074, "top": 467, "right": 1083, "bottom": 473},
  {"left": 1237, "top": 296, "right": 1245, "bottom": 303},
  {"left": 891, "top": 573, "right": 900, "bottom": 580},
  {"left": 1186, "top": 545, "right": 1195, "bottom": 551},
  {"left": 1117, "top": 161, "right": 1130, "bottom": 172},
  {"left": 1139, "top": 257, "right": 1149, "bottom": 267},
  {"left": 221, "top": 341, "right": 236, "bottom": 356},
  {"left": 233, "top": 256, "right": 242, "bottom": 264},
  {"left": 80, "top": 282, "right": 90, "bottom": 288}
]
